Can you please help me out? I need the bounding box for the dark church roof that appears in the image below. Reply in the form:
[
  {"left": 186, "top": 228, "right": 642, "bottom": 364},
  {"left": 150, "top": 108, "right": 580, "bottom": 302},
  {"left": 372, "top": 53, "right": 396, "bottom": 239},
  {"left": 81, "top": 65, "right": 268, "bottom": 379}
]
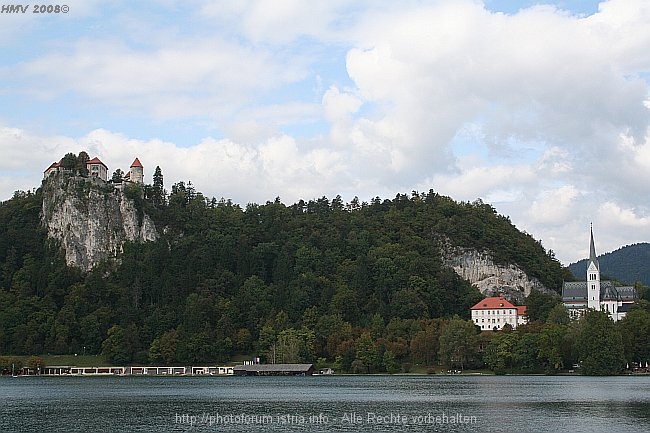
[
  {"left": 562, "top": 280, "right": 637, "bottom": 302},
  {"left": 617, "top": 303, "right": 635, "bottom": 313}
]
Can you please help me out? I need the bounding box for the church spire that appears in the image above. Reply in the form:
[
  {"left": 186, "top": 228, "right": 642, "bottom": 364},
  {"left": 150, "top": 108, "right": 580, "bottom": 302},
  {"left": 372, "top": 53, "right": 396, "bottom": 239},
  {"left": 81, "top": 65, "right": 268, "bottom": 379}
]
[{"left": 588, "top": 223, "right": 599, "bottom": 271}]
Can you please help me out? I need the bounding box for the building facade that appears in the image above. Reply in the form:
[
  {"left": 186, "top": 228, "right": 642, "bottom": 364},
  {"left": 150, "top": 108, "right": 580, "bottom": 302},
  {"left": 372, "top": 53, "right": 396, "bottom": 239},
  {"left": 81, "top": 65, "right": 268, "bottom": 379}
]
[
  {"left": 471, "top": 295, "right": 527, "bottom": 331},
  {"left": 86, "top": 157, "right": 108, "bottom": 181}
]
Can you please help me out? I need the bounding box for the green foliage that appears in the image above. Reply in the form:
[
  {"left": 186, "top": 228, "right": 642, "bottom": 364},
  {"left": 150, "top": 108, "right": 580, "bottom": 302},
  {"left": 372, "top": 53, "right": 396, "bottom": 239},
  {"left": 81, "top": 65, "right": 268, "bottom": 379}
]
[
  {"left": 537, "top": 323, "right": 570, "bottom": 372},
  {"left": 102, "top": 324, "right": 140, "bottom": 365},
  {"left": 482, "top": 308, "right": 637, "bottom": 376},
  {"left": 576, "top": 310, "right": 625, "bottom": 375},
  {"left": 438, "top": 317, "right": 479, "bottom": 369},
  {"left": 483, "top": 331, "right": 516, "bottom": 373},
  {"left": 618, "top": 304, "right": 650, "bottom": 364},
  {"left": 546, "top": 303, "right": 570, "bottom": 325},
  {"left": 525, "top": 289, "right": 561, "bottom": 323},
  {"left": 111, "top": 169, "right": 124, "bottom": 183},
  {"left": 1, "top": 181, "right": 572, "bottom": 367}
]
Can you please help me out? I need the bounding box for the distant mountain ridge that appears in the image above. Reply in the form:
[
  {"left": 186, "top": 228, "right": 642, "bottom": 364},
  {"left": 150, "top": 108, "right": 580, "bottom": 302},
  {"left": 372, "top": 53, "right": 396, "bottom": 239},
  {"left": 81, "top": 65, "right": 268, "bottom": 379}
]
[{"left": 568, "top": 243, "right": 650, "bottom": 286}]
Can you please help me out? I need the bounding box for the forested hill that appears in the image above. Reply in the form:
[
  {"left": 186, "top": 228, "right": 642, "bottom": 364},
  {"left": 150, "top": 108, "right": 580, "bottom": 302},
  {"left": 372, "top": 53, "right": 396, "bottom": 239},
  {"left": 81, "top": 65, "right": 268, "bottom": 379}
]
[
  {"left": 0, "top": 171, "right": 565, "bottom": 366},
  {"left": 569, "top": 243, "right": 650, "bottom": 286}
]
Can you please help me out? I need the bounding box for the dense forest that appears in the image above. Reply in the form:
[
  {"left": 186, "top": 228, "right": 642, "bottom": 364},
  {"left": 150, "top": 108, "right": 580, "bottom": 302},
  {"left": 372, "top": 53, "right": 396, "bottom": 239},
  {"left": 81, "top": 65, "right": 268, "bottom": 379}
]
[{"left": 2, "top": 157, "right": 648, "bottom": 375}]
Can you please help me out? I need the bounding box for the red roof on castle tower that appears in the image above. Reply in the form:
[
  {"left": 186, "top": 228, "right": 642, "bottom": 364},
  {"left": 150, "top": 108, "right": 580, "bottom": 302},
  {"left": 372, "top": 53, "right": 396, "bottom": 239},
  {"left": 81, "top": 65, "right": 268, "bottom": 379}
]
[
  {"left": 130, "top": 158, "right": 143, "bottom": 168},
  {"left": 470, "top": 296, "right": 517, "bottom": 310}
]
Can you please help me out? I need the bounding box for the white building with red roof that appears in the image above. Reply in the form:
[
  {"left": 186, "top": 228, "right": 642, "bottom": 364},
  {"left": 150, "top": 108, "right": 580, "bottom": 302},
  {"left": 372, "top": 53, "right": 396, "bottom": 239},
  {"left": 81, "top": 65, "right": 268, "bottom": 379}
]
[
  {"left": 86, "top": 157, "right": 108, "bottom": 181},
  {"left": 43, "top": 161, "right": 63, "bottom": 178},
  {"left": 128, "top": 158, "right": 144, "bottom": 184},
  {"left": 471, "top": 295, "right": 527, "bottom": 331}
]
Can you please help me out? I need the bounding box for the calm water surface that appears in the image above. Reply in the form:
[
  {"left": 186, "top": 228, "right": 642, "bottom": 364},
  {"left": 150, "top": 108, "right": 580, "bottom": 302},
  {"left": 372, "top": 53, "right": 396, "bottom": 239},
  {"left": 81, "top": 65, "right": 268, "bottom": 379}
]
[{"left": 1, "top": 375, "right": 649, "bottom": 432}]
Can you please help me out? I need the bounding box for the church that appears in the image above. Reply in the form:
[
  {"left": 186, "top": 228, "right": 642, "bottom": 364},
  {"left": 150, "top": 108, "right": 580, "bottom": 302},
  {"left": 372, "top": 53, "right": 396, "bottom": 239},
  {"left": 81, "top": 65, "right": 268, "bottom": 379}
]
[{"left": 562, "top": 226, "right": 637, "bottom": 322}]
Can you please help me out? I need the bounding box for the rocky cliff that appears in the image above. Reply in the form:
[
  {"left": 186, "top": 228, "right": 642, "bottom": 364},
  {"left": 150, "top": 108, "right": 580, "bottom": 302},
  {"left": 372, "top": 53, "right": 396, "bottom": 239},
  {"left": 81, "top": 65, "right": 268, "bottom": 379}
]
[
  {"left": 443, "top": 248, "right": 555, "bottom": 303},
  {"left": 41, "top": 174, "right": 158, "bottom": 272}
]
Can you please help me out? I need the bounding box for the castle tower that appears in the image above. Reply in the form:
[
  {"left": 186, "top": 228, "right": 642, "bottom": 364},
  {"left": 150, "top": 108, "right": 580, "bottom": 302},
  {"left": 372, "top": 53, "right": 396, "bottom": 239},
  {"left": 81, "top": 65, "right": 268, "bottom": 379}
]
[
  {"left": 130, "top": 158, "right": 144, "bottom": 184},
  {"left": 586, "top": 224, "right": 601, "bottom": 311}
]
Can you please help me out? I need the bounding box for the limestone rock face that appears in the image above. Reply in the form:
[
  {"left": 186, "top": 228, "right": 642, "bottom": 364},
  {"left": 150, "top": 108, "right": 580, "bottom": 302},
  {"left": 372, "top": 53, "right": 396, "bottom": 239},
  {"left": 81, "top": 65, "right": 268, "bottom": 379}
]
[
  {"left": 443, "top": 248, "right": 554, "bottom": 303},
  {"left": 41, "top": 174, "right": 157, "bottom": 272}
]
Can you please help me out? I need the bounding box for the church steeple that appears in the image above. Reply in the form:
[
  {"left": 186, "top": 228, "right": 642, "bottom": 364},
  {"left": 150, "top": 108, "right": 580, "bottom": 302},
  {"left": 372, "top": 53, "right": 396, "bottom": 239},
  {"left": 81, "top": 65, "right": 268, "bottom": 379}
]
[
  {"left": 588, "top": 223, "right": 599, "bottom": 271},
  {"left": 587, "top": 223, "right": 601, "bottom": 310}
]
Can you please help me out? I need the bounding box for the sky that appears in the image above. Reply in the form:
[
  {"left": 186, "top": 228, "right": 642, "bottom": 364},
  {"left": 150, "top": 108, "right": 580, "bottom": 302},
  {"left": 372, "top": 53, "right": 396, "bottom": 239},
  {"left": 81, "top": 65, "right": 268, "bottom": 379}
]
[{"left": 1, "top": 0, "right": 649, "bottom": 266}]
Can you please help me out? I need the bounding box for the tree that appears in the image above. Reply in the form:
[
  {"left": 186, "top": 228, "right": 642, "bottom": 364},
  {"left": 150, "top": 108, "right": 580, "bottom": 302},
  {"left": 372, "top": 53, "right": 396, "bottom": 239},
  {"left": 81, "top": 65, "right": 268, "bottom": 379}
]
[
  {"left": 383, "top": 350, "right": 400, "bottom": 373},
  {"left": 483, "top": 331, "right": 518, "bottom": 374},
  {"left": 512, "top": 332, "right": 540, "bottom": 372},
  {"left": 391, "top": 287, "right": 428, "bottom": 320},
  {"left": 27, "top": 355, "right": 45, "bottom": 373},
  {"left": 60, "top": 153, "right": 78, "bottom": 171},
  {"left": 525, "top": 290, "right": 561, "bottom": 323},
  {"left": 410, "top": 320, "right": 443, "bottom": 366},
  {"left": 618, "top": 305, "right": 650, "bottom": 365},
  {"left": 354, "top": 332, "right": 380, "bottom": 373},
  {"left": 546, "top": 303, "right": 570, "bottom": 325},
  {"left": 276, "top": 328, "right": 315, "bottom": 363},
  {"left": 538, "top": 324, "right": 567, "bottom": 373},
  {"left": 576, "top": 310, "right": 624, "bottom": 375},
  {"left": 102, "top": 324, "right": 139, "bottom": 365},
  {"left": 151, "top": 166, "right": 165, "bottom": 206},
  {"left": 111, "top": 169, "right": 124, "bottom": 183},
  {"left": 438, "top": 317, "right": 478, "bottom": 370},
  {"left": 77, "top": 151, "right": 90, "bottom": 176}
]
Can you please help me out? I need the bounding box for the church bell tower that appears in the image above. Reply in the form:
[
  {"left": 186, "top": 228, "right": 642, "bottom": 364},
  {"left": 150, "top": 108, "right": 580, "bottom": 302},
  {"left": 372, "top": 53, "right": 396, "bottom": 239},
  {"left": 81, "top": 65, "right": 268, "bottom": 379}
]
[{"left": 586, "top": 224, "right": 601, "bottom": 311}]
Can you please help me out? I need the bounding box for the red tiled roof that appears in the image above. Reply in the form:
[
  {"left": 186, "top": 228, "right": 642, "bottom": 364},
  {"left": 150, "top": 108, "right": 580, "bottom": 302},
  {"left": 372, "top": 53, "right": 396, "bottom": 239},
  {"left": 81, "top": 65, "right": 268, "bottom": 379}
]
[
  {"left": 471, "top": 296, "right": 517, "bottom": 310},
  {"left": 44, "top": 161, "right": 60, "bottom": 172},
  {"left": 516, "top": 306, "right": 527, "bottom": 316},
  {"left": 87, "top": 157, "right": 107, "bottom": 168},
  {"left": 130, "top": 158, "right": 143, "bottom": 168}
]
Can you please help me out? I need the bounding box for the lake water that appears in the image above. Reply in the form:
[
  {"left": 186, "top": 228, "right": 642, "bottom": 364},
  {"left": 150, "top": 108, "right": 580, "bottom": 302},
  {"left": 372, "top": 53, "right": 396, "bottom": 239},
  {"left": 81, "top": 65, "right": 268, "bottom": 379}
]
[{"left": 1, "top": 375, "right": 649, "bottom": 432}]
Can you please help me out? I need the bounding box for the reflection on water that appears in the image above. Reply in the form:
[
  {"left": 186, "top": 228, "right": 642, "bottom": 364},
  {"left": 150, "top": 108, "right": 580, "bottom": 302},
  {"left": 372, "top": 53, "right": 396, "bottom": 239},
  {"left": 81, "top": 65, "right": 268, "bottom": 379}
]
[{"left": 1, "top": 375, "right": 649, "bottom": 432}]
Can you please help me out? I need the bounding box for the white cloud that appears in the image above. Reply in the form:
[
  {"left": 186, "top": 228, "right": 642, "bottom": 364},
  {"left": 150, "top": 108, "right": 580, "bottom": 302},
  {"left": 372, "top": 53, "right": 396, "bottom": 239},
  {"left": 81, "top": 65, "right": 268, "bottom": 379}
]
[
  {"left": 529, "top": 185, "right": 581, "bottom": 225},
  {"left": 2, "top": 0, "right": 650, "bottom": 266},
  {"left": 431, "top": 163, "right": 537, "bottom": 203},
  {"left": 11, "top": 37, "right": 308, "bottom": 123},
  {"left": 0, "top": 126, "right": 78, "bottom": 185}
]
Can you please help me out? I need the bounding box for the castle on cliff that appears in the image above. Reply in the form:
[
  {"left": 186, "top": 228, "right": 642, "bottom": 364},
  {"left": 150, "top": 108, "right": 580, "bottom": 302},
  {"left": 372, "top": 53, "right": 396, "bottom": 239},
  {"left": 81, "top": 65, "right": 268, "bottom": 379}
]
[{"left": 44, "top": 156, "right": 144, "bottom": 185}]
